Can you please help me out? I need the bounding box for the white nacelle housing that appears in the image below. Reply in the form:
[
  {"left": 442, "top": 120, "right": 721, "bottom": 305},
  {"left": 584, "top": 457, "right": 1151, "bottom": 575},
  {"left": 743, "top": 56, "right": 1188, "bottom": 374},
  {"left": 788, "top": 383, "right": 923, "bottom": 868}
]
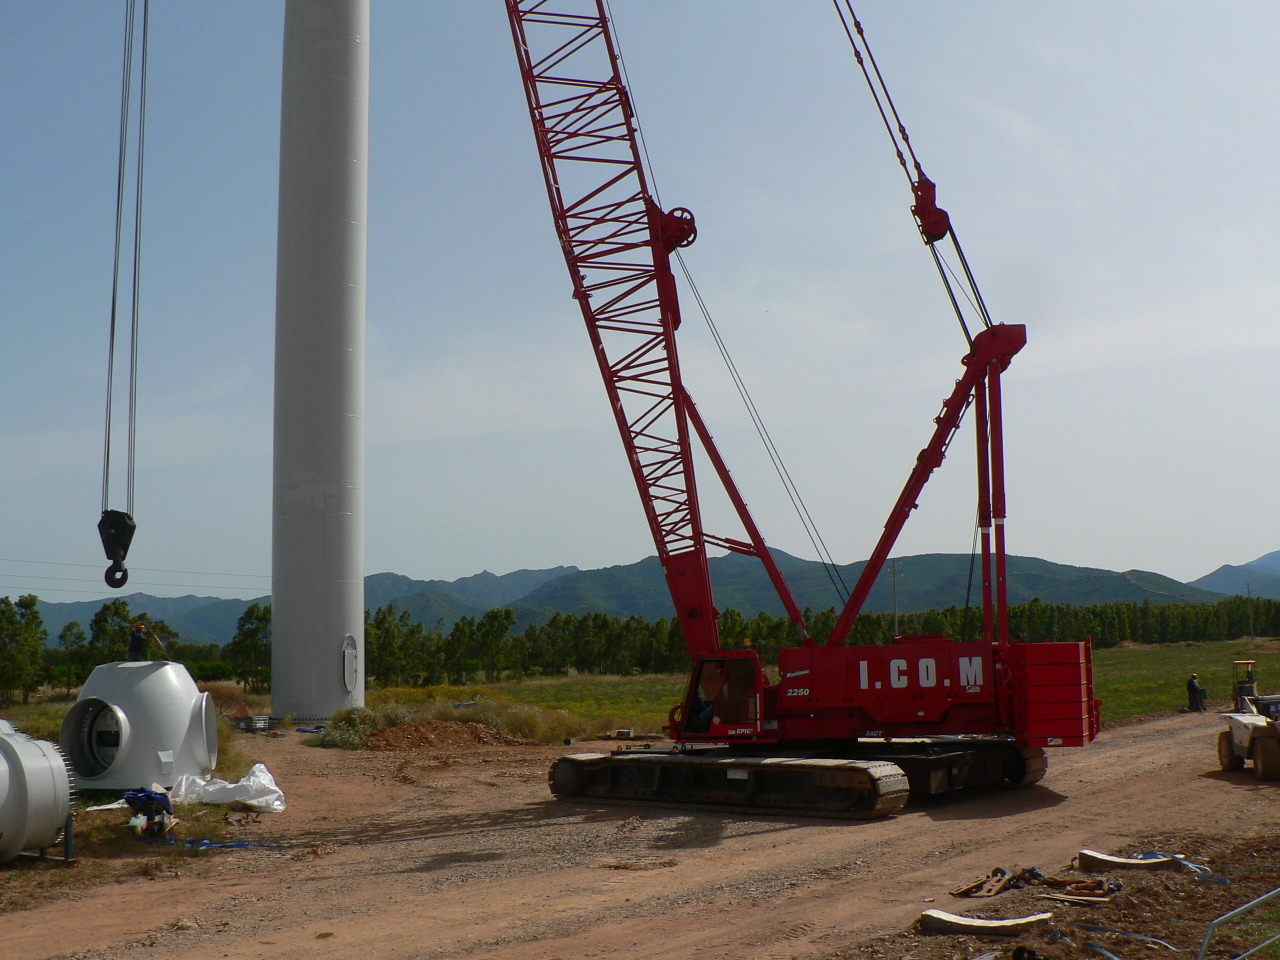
[
  {"left": 59, "top": 661, "right": 217, "bottom": 790},
  {"left": 0, "top": 730, "right": 73, "bottom": 863}
]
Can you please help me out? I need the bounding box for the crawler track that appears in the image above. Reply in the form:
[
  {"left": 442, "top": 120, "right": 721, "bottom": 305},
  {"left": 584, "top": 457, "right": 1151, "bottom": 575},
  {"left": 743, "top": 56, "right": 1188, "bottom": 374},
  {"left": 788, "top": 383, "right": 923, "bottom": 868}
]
[{"left": 549, "top": 752, "right": 910, "bottom": 820}]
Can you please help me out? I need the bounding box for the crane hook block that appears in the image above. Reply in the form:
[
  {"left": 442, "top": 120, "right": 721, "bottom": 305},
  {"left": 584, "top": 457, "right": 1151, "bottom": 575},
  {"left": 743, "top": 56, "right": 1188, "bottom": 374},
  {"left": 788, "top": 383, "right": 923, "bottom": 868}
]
[
  {"left": 911, "top": 176, "right": 951, "bottom": 244},
  {"left": 98, "top": 509, "right": 136, "bottom": 589},
  {"left": 659, "top": 207, "right": 697, "bottom": 252}
]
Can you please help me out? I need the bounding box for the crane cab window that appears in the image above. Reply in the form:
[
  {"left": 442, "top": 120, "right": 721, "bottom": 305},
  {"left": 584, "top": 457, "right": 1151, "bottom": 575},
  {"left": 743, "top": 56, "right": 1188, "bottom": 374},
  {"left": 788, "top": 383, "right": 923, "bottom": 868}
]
[{"left": 686, "top": 658, "right": 759, "bottom": 733}]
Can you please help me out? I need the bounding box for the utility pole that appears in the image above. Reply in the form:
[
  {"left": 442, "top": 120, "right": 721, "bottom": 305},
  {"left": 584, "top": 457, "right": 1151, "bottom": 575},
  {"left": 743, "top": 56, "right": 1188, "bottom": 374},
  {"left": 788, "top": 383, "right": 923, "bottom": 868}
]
[{"left": 1247, "top": 583, "right": 1255, "bottom": 639}]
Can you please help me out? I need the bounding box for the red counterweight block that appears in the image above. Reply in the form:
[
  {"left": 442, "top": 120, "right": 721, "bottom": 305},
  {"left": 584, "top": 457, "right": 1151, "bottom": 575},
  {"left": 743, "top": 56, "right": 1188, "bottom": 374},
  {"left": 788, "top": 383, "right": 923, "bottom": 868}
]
[{"left": 1006, "top": 640, "right": 1101, "bottom": 747}]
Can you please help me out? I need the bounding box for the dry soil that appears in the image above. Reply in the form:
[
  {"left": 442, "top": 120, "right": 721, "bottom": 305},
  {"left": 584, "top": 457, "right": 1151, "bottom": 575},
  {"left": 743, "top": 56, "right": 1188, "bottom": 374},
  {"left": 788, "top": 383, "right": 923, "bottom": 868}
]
[{"left": 4, "top": 710, "right": 1276, "bottom": 960}]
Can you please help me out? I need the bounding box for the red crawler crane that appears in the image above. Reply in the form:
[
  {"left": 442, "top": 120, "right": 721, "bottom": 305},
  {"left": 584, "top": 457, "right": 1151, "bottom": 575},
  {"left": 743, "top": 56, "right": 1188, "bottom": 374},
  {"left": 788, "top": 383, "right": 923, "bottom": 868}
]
[{"left": 507, "top": 1, "right": 1099, "bottom": 818}]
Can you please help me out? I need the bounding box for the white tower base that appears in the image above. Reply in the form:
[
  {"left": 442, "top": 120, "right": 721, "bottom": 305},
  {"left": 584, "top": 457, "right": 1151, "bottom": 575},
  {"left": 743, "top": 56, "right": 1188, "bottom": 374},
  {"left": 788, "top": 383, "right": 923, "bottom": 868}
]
[{"left": 271, "top": 0, "right": 370, "bottom": 720}]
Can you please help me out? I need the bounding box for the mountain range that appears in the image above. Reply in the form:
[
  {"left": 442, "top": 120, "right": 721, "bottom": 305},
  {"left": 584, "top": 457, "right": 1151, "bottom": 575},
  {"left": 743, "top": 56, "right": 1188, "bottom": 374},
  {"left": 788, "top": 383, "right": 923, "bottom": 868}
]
[
  {"left": 1189, "top": 550, "right": 1280, "bottom": 602},
  {"left": 33, "top": 550, "right": 1265, "bottom": 648}
]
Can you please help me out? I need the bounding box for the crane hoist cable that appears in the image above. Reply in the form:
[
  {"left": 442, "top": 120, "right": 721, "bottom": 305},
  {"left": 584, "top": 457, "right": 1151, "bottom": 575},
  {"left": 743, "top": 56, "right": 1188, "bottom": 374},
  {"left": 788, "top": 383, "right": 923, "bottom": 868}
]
[
  {"left": 98, "top": 0, "right": 151, "bottom": 589},
  {"left": 831, "top": 0, "right": 995, "bottom": 346}
]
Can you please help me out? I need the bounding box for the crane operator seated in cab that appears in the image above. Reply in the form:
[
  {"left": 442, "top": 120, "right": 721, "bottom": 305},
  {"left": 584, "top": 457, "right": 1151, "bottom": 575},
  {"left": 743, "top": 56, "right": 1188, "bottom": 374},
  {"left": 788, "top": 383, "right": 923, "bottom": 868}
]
[
  {"left": 686, "top": 660, "right": 726, "bottom": 734},
  {"left": 685, "top": 658, "right": 759, "bottom": 734}
]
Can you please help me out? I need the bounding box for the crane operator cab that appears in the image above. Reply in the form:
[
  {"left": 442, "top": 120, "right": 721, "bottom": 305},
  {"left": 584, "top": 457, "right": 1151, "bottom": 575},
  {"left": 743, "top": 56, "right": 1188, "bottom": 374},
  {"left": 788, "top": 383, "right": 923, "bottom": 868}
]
[{"left": 676, "top": 650, "right": 764, "bottom": 739}]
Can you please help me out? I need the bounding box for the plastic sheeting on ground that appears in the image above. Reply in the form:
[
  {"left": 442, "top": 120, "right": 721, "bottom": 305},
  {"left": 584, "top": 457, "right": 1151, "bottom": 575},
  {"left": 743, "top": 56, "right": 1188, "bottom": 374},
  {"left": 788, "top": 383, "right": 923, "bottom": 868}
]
[{"left": 169, "top": 762, "right": 285, "bottom": 813}]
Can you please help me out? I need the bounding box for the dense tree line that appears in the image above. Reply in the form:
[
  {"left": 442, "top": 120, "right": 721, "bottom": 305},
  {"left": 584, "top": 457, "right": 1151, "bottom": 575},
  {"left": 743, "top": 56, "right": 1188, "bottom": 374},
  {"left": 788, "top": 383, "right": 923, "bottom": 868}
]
[
  {"left": 314, "top": 593, "right": 1280, "bottom": 689},
  {"left": 25, "top": 598, "right": 225, "bottom": 705},
  {"left": 6, "top": 591, "right": 1280, "bottom": 703}
]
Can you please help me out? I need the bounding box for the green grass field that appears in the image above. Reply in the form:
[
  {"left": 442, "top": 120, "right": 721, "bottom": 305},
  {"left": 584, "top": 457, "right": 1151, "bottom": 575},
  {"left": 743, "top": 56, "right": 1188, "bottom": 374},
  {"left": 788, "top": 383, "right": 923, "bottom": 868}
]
[
  {"left": 3, "top": 639, "right": 1276, "bottom": 743},
  {"left": 1092, "top": 638, "right": 1280, "bottom": 721},
  {"left": 374, "top": 638, "right": 1280, "bottom": 735},
  {"left": 369, "top": 674, "right": 687, "bottom": 739}
]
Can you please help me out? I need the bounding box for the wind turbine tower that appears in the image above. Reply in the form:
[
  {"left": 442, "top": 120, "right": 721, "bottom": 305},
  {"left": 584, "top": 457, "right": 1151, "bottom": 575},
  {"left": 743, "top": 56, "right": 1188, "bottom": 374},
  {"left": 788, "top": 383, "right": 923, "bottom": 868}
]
[{"left": 271, "top": 0, "right": 370, "bottom": 720}]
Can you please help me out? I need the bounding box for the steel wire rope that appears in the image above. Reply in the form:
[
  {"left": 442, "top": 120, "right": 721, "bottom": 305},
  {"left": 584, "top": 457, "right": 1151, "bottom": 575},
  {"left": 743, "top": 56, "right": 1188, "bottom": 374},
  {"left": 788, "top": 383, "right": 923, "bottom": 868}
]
[
  {"left": 831, "top": 0, "right": 918, "bottom": 189},
  {"left": 101, "top": 0, "right": 138, "bottom": 513},
  {"left": 674, "top": 252, "right": 850, "bottom": 605},
  {"left": 933, "top": 246, "right": 985, "bottom": 324},
  {"left": 101, "top": 0, "right": 150, "bottom": 519},
  {"left": 125, "top": 0, "right": 152, "bottom": 517},
  {"left": 830, "top": 0, "right": 996, "bottom": 342},
  {"left": 602, "top": 0, "right": 660, "bottom": 211},
  {"left": 602, "top": 0, "right": 851, "bottom": 603}
]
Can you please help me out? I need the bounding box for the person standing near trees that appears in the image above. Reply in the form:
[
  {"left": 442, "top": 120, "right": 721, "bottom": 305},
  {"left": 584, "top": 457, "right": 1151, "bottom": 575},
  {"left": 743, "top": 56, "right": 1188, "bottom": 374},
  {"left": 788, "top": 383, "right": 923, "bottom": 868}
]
[{"left": 127, "top": 621, "right": 168, "bottom": 661}]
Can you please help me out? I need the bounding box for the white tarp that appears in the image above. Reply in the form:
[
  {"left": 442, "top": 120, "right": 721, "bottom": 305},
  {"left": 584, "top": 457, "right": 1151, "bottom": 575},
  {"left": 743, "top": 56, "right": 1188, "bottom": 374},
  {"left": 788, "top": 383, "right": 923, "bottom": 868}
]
[{"left": 169, "top": 762, "right": 286, "bottom": 813}]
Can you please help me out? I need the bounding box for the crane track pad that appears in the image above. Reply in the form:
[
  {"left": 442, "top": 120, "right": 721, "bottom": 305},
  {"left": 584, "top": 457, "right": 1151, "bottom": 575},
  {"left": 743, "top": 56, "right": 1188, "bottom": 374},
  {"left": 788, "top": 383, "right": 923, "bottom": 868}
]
[{"left": 549, "top": 753, "right": 908, "bottom": 820}]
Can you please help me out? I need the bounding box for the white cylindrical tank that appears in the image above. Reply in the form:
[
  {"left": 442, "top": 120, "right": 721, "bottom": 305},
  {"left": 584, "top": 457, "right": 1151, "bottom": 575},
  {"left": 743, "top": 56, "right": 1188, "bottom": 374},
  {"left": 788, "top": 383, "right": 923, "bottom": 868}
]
[
  {"left": 271, "top": 0, "right": 370, "bottom": 721},
  {"left": 59, "top": 661, "right": 217, "bottom": 790},
  {"left": 0, "top": 732, "right": 73, "bottom": 863}
]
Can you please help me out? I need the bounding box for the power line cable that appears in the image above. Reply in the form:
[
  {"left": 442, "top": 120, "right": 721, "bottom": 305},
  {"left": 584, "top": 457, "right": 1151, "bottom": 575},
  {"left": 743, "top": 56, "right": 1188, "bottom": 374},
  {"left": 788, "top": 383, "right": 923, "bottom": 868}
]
[{"left": 0, "top": 557, "right": 269, "bottom": 581}]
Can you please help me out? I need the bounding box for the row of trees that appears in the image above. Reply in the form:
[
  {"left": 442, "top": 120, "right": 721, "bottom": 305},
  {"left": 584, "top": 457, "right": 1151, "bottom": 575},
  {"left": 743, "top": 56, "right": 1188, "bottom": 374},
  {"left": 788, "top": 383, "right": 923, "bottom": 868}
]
[
  {"left": 5, "top": 597, "right": 223, "bottom": 706},
  {"left": 5, "top": 592, "right": 1280, "bottom": 703},
  {"left": 218, "top": 594, "right": 1280, "bottom": 692}
]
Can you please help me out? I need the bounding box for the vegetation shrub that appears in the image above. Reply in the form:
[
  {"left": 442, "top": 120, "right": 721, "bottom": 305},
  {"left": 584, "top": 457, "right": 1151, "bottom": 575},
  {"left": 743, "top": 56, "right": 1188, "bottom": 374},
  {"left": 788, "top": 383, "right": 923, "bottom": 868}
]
[
  {"left": 497, "top": 702, "right": 585, "bottom": 743},
  {"left": 305, "top": 704, "right": 419, "bottom": 749},
  {"left": 213, "top": 717, "right": 251, "bottom": 782},
  {"left": 305, "top": 706, "right": 379, "bottom": 749},
  {"left": 186, "top": 661, "right": 235, "bottom": 683},
  {"left": 378, "top": 702, "right": 416, "bottom": 728},
  {"left": 303, "top": 692, "right": 597, "bottom": 747}
]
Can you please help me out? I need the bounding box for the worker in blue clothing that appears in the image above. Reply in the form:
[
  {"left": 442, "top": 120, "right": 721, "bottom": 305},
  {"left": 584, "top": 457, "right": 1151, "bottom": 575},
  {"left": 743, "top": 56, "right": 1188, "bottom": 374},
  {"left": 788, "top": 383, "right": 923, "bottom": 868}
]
[
  {"left": 1187, "top": 673, "right": 1207, "bottom": 712},
  {"left": 127, "top": 622, "right": 150, "bottom": 660}
]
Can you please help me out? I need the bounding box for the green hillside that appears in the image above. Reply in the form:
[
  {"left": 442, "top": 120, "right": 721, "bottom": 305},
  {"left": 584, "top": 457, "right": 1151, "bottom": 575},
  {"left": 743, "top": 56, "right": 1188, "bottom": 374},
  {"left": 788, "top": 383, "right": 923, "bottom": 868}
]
[
  {"left": 33, "top": 552, "right": 1227, "bottom": 647},
  {"left": 513, "top": 551, "right": 1224, "bottom": 623}
]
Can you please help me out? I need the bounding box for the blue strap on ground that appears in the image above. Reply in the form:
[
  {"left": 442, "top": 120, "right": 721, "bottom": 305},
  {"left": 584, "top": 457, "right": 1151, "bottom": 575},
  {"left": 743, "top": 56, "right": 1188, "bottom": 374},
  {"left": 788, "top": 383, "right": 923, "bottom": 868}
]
[
  {"left": 185, "top": 839, "right": 250, "bottom": 850},
  {"left": 141, "top": 836, "right": 277, "bottom": 850}
]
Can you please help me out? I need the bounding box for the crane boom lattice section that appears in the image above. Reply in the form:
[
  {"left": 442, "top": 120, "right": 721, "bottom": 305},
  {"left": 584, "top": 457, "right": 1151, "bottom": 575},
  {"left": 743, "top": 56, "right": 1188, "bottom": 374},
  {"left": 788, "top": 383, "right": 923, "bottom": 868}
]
[{"left": 509, "top": 5, "right": 704, "bottom": 567}]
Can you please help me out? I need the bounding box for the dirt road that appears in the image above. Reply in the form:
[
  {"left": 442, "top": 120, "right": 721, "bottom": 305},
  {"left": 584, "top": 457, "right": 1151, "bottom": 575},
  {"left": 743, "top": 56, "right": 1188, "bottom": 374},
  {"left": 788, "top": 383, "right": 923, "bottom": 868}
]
[{"left": 8, "top": 709, "right": 1274, "bottom": 960}]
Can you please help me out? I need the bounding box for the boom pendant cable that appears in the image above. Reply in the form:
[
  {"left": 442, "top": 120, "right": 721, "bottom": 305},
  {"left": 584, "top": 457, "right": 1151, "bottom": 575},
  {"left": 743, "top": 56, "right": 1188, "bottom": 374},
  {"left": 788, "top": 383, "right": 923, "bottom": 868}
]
[
  {"left": 603, "top": 0, "right": 851, "bottom": 604},
  {"left": 99, "top": 0, "right": 151, "bottom": 589},
  {"left": 831, "top": 0, "right": 995, "bottom": 344}
]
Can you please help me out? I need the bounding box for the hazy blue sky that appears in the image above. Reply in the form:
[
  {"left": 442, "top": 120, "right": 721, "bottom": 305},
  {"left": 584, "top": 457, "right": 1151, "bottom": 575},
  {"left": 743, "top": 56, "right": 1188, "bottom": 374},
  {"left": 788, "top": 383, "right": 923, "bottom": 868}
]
[{"left": 2, "top": 2, "right": 1277, "bottom": 604}]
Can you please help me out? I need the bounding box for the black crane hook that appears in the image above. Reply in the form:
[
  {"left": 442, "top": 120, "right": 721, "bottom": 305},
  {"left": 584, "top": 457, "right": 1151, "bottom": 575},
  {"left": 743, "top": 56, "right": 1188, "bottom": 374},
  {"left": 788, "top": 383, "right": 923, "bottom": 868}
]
[{"left": 98, "top": 509, "right": 136, "bottom": 588}]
